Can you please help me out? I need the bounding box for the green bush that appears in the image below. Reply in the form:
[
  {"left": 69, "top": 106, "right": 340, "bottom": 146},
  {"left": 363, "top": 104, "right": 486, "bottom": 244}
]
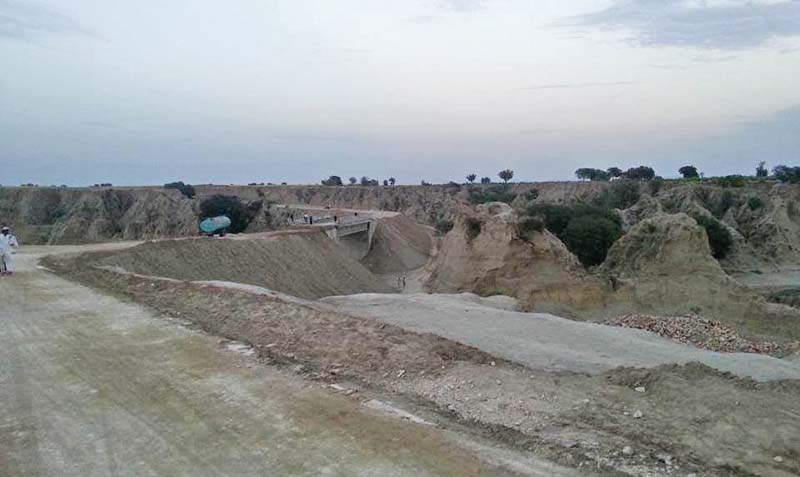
[
  {"left": 714, "top": 175, "right": 747, "bottom": 188},
  {"left": 435, "top": 219, "right": 454, "bottom": 235},
  {"left": 517, "top": 216, "right": 544, "bottom": 240},
  {"left": 527, "top": 203, "right": 622, "bottom": 267},
  {"left": 199, "top": 195, "right": 255, "bottom": 233},
  {"left": 561, "top": 215, "right": 623, "bottom": 267},
  {"left": 694, "top": 215, "right": 733, "bottom": 260},
  {"left": 467, "top": 185, "right": 517, "bottom": 205},
  {"left": 593, "top": 180, "right": 641, "bottom": 209},
  {"left": 747, "top": 196, "right": 764, "bottom": 211},
  {"left": 164, "top": 181, "right": 196, "bottom": 199}
]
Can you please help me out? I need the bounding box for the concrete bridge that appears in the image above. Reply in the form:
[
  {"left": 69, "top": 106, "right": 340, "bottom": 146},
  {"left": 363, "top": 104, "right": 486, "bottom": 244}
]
[{"left": 317, "top": 218, "right": 376, "bottom": 260}]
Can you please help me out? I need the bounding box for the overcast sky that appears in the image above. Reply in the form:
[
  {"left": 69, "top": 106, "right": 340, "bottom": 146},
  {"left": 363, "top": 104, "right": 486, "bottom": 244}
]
[{"left": 1, "top": 0, "right": 799, "bottom": 186}]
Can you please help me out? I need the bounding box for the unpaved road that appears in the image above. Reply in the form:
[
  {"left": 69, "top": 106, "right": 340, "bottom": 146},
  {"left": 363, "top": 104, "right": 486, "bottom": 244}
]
[
  {"left": 0, "top": 246, "right": 574, "bottom": 477},
  {"left": 322, "top": 293, "right": 800, "bottom": 381}
]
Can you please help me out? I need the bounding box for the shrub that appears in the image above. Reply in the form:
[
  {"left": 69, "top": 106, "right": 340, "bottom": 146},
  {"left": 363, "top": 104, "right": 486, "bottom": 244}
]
[
  {"left": 561, "top": 215, "right": 622, "bottom": 267},
  {"left": 649, "top": 177, "right": 665, "bottom": 196},
  {"left": 518, "top": 216, "right": 545, "bottom": 240},
  {"left": 434, "top": 219, "right": 454, "bottom": 235},
  {"left": 694, "top": 215, "right": 733, "bottom": 260},
  {"left": 468, "top": 185, "right": 518, "bottom": 205},
  {"left": 747, "top": 196, "right": 764, "bottom": 211},
  {"left": 714, "top": 175, "right": 747, "bottom": 188},
  {"left": 164, "top": 181, "right": 196, "bottom": 198},
  {"left": 480, "top": 177, "right": 491, "bottom": 184},
  {"left": 524, "top": 188, "right": 540, "bottom": 202},
  {"left": 593, "top": 180, "right": 640, "bottom": 209},
  {"left": 199, "top": 195, "right": 255, "bottom": 233},
  {"left": 756, "top": 161, "right": 768, "bottom": 178},
  {"left": 465, "top": 217, "right": 482, "bottom": 240},
  {"left": 623, "top": 166, "right": 656, "bottom": 180},
  {"left": 321, "top": 175, "right": 343, "bottom": 186},
  {"left": 526, "top": 204, "right": 575, "bottom": 236}
]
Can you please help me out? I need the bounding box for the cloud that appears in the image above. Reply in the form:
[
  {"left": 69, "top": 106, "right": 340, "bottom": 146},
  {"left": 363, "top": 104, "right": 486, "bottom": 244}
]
[
  {"left": 434, "top": 0, "right": 486, "bottom": 13},
  {"left": 0, "top": 0, "right": 86, "bottom": 43},
  {"left": 564, "top": 0, "right": 800, "bottom": 50},
  {"left": 522, "top": 81, "right": 640, "bottom": 90}
]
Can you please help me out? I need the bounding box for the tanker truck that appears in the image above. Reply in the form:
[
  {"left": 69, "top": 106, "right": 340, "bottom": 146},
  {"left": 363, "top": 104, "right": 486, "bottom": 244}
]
[{"left": 199, "top": 215, "right": 232, "bottom": 237}]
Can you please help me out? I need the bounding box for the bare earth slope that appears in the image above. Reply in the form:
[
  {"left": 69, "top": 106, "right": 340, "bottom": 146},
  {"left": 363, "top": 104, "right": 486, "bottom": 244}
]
[
  {"left": 98, "top": 230, "right": 393, "bottom": 299},
  {"left": 2, "top": 247, "right": 539, "bottom": 477},
  {"left": 321, "top": 293, "right": 800, "bottom": 381}
]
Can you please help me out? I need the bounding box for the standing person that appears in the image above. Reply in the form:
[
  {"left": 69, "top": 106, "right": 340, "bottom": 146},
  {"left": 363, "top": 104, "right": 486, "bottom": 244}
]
[
  {"left": 0, "top": 226, "right": 20, "bottom": 275},
  {"left": 402, "top": 276, "right": 407, "bottom": 290}
]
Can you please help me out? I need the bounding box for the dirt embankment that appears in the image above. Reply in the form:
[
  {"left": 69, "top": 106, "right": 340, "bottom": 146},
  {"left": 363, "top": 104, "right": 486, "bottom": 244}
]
[
  {"left": 43, "top": 251, "right": 800, "bottom": 477},
  {"left": 97, "top": 230, "right": 393, "bottom": 299}
]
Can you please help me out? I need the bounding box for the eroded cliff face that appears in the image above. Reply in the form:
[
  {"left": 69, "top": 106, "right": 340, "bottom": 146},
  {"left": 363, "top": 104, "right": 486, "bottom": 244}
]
[
  {"left": 0, "top": 182, "right": 610, "bottom": 244},
  {"left": 424, "top": 202, "right": 612, "bottom": 315},
  {"left": 0, "top": 187, "right": 198, "bottom": 244}
]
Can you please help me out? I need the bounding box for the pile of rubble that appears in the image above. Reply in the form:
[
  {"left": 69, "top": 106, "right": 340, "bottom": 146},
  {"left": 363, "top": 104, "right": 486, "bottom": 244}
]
[{"left": 608, "top": 314, "right": 792, "bottom": 355}]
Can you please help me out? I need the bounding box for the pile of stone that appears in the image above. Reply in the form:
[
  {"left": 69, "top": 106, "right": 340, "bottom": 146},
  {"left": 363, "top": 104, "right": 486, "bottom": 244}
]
[{"left": 609, "top": 314, "right": 791, "bottom": 354}]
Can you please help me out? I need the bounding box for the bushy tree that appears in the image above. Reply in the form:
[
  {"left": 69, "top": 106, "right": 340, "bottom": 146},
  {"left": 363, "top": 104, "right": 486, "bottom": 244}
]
[
  {"left": 756, "top": 161, "right": 768, "bottom": 178},
  {"left": 693, "top": 215, "right": 733, "bottom": 260},
  {"left": 199, "top": 195, "right": 254, "bottom": 233},
  {"left": 773, "top": 165, "right": 800, "bottom": 183},
  {"left": 480, "top": 177, "right": 491, "bottom": 184},
  {"left": 388, "top": 177, "right": 396, "bottom": 185},
  {"left": 164, "top": 181, "right": 196, "bottom": 198},
  {"left": 498, "top": 169, "right": 514, "bottom": 184},
  {"left": 607, "top": 167, "right": 623, "bottom": 178},
  {"left": 593, "top": 180, "right": 640, "bottom": 209},
  {"left": 679, "top": 165, "right": 699, "bottom": 179},
  {"left": 575, "top": 168, "right": 610, "bottom": 181},
  {"left": 562, "top": 216, "right": 622, "bottom": 267},
  {"left": 321, "top": 175, "right": 343, "bottom": 186},
  {"left": 348, "top": 176, "right": 358, "bottom": 185},
  {"left": 466, "top": 173, "right": 477, "bottom": 184},
  {"left": 624, "top": 166, "right": 656, "bottom": 180}
]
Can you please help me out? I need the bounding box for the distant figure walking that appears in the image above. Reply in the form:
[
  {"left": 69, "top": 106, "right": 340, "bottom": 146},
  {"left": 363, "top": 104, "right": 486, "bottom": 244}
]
[
  {"left": 402, "top": 276, "right": 407, "bottom": 289},
  {"left": 0, "top": 226, "right": 20, "bottom": 275},
  {"left": 303, "top": 214, "right": 309, "bottom": 224}
]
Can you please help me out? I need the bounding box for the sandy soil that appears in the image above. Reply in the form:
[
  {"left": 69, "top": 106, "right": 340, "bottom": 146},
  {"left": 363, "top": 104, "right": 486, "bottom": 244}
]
[
  {"left": 96, "top": 230, "right": 393, "bottom": 299},
  {"left": 2, "top": 246, "right": 573, "bottom": 477}
]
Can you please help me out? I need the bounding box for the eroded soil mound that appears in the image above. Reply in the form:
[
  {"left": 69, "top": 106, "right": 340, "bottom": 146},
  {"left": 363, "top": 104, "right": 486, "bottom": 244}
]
[
  {"left": 424, "top": 203, "right": 609, "bottom": 314},
  {"left": 97, "top": 230, "right": 392, "bottom": 299},
  {"left": 601, "top": 213, "right": 775, "bottom": 330}
]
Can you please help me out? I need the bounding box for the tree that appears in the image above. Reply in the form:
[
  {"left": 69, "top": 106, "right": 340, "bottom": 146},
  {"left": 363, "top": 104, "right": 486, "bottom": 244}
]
[
  {"left": 164, "top": 181, "right": 196, "bottom": 198},
  {"left": 575, "top": 168, "right": 610, "bottom": 181},
  {"left": 623, "top": 166, "right": 656, "bottom": 181},
  {"left": 383, "top": 179, "right": 389, "bottom": 186},
  {"left": 321, "top": 175, "right": 343, "bottom": 186},
  {"left": 480, "top": 177, "right": 491, "bottom": 184},
  {"left": 607, "top": 167, "right": 623, "bottom": 178},
  {"left": 694, "top": 215, "right": 733, "bottom": 259},
  {"left": 388, "top": 177, "right": 396, "bottom": 186},
  {"left": 773, "top": 165, "right": 800, "bottom": 183},
  {"left": 498, "top": 169, "right": 514, "bottom": 184},
  {"left": 561, "top": 215, "right": 622, "bottom": 267},
  {"left": 348, "top": 176, "right": 358, "bottom": 185},
  {"left": 756, "top": 161, "right": 768, "bottom": 178},
  {"left": 466, "top": 173, "right": 477, "bottom": 184},
  {"left": 199, "top": 195, "right": 255, "bottom": 233},
  {"left": 678, "top": 165, "right": 699, "bottom": 179},
  {"left": 360, "top": 176, "right": 371, "bottom": 186}
]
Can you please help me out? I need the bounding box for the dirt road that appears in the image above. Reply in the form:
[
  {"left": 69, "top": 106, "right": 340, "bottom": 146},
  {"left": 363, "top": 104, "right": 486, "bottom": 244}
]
[
  {"left": 0, "top": 246, "right": 572, "bottom": 477},
  {"left": 322, "top": 293, "right": 800, "bottom": 381}
]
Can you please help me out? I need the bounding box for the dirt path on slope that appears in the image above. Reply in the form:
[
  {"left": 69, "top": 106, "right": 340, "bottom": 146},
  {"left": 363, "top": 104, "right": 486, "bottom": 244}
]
[
  {"left": 0, "top": 246, "right": 571, "bottom": 477},
  {"left": 320, "top": 293, "right": 800, "bottom": 381}
]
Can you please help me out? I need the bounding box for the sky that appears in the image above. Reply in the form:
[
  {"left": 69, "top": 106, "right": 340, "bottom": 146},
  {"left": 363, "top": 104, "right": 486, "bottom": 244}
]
[{"left": 1, "top": 0, "right": 799, "bottom": 186}]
